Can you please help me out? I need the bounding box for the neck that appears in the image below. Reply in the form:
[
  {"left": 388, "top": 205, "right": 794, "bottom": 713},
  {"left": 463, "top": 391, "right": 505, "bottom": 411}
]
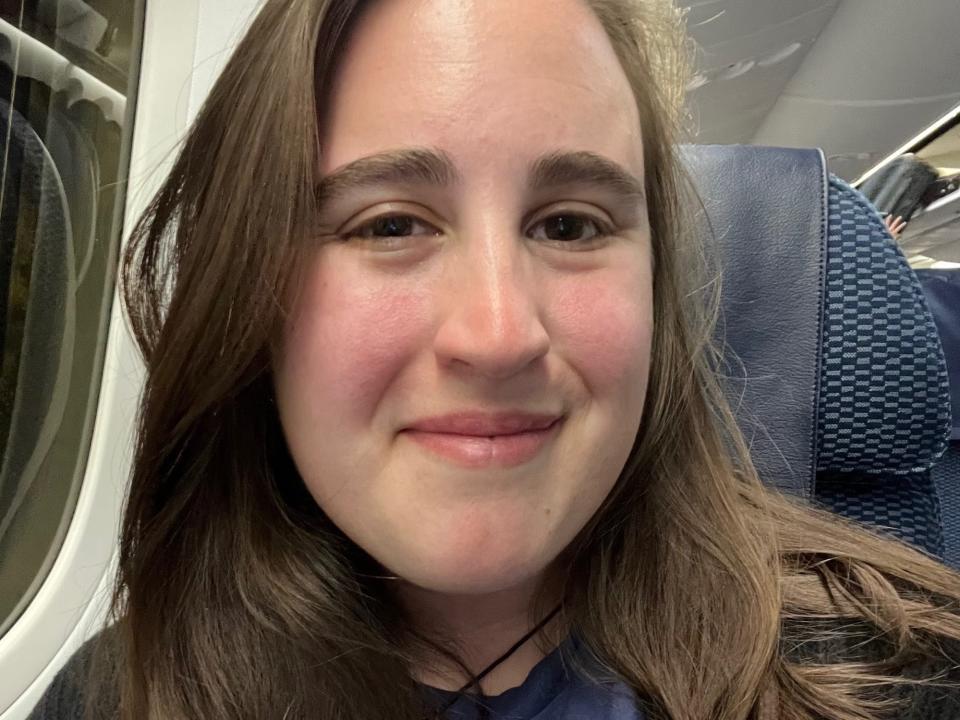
[{"left": 397, "top": 574, "right": 565, "bottom": 696}]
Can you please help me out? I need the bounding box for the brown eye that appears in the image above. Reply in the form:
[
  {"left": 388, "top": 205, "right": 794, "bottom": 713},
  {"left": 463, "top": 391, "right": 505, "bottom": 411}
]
[
  {"left": 529, "top": 213, "right": 606, "bottom": 243},
  {"left": 344, "top": 214, "right": 441, "bottom": 241},
  {"left": 371, "top": 215, "right": 413, "bottom": 237}
]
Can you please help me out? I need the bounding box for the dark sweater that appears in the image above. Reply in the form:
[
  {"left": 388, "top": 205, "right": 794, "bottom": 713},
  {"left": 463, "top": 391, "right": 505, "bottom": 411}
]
[{"left": 26, "top": 623, "right": 960, "bottom": 719}]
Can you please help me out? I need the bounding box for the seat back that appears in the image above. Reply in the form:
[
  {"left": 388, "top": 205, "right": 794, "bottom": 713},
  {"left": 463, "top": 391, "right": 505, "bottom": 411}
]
[
  {"left": 0, "top": 98, "right": 76, "bottom": 544},
  {"left": 685, "top": 145, "right": 952, "bottom": 557},
  {"left": 916, "top": 269, "right": 960, "bottom": 568}
]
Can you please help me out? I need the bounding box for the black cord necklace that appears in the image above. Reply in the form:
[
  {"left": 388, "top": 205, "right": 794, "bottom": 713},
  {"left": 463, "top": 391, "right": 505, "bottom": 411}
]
[{"left": 431, "top": 602, "right": 564, "bottom": 719}]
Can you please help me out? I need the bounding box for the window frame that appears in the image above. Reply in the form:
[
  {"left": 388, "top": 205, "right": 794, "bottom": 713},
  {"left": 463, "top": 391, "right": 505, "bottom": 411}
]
[{"left": 0, "top": 1, "right": 203, "bottom": 714}]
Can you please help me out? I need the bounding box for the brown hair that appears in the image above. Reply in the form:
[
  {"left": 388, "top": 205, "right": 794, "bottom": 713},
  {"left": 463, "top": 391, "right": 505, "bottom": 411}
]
[{"left": 102, "top": 0, "right": 960, "bottom": 718}]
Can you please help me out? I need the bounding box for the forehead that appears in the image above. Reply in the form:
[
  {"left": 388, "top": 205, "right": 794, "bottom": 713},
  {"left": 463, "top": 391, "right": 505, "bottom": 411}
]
[{"left": 320, "top": 0, "right": 644, "bottom": 176}]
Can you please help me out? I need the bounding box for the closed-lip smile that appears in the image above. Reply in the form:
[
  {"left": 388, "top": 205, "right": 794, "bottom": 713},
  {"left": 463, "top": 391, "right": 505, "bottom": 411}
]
[{"left": 401, "top": 411, "right": 563, "bottom": 468}]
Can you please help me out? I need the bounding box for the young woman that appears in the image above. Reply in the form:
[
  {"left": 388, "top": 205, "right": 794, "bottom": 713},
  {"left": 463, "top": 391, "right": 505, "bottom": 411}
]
[{"left": 29, "top": 0, "right": 960, "bottom": 718}]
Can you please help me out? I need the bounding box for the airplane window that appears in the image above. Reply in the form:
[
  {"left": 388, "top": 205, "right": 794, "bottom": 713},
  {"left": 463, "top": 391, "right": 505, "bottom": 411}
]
[{"left": 0, "top": 1, "right": 142, "bottom": 639}]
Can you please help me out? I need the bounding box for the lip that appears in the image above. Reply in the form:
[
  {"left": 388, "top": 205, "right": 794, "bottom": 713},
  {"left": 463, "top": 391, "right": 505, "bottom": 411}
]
[
  {"left": 401, "top": 411, "right": 563, "bottom": 468},
  {"left": 405, "top": 411, "right": 562, "bottom": 435}
]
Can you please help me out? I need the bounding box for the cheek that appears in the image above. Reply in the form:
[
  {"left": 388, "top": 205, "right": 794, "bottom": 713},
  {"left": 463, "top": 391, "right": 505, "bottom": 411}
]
[
  {"left": 549, "top": 267, "right": 653, "bottom": 392},
  {"left": 277, "top": 253, "right": 431, "bottom": 423}
]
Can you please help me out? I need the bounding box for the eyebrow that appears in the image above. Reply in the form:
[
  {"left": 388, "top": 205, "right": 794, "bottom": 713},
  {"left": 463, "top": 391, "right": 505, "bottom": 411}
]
[
  {"left": 315, "top": 147, "right": 646, "bottom": 206},
  {"left": 528, "top": 151, "right": 646, "bottom": 204},
  {"left": 316, "top": 148, "right": 460, "bottom": 205}
]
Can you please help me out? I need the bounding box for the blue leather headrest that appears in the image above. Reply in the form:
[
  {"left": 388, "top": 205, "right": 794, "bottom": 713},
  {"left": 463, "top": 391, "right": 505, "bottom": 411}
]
[
  {"left": 683, "top": 145, "right": 825, "bottom": 496},
  {"left": 916, "top": 269, "right": 960, "bottom": 440},
  {"left": 683, "top": 145, "right": 951, "bottom": 496}
]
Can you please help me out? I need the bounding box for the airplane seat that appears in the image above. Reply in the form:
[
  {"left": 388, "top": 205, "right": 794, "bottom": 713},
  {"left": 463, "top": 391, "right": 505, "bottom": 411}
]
[
  {"left": 0, "top": 98, "right": 76, "bottom": 545},
  {"left": 685, "top": 145, "right": 952, "bottom": 560},
  {"left": 916, "top": 268, "right": 960, "bottom": 568}
]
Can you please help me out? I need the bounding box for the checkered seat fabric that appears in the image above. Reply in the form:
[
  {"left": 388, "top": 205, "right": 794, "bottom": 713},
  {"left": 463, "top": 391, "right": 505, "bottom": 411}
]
[
  {"left": 816, "top": 179, "right": 950, "bottom": 475},
  {"left": 932, "top": 445, "right": 960, "bottom": 568}
]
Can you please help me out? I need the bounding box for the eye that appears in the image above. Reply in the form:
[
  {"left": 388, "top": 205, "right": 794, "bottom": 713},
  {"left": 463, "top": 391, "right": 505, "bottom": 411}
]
[
  {"left": 342, "top": 214, "right": 441, "bottom": 242},
  {"left": 527, "top": 213, "right": 609, "bottom": 244}
]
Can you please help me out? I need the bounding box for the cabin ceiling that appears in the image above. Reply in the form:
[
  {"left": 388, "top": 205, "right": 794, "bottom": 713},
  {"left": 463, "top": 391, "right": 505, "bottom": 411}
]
[{"left": 685, "top": 0, "right": 960, "bottom": 181}]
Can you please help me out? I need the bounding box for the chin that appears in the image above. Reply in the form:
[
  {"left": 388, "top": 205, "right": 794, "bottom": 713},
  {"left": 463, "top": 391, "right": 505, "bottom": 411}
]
[{"left": 392, "top": 546, "right": 549, "bottom": 597}]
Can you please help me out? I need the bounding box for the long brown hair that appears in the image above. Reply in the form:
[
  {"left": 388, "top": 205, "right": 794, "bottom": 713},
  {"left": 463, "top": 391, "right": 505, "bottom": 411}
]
[{"left": 101, "top": 0, "right": 960, "bottom": 718}]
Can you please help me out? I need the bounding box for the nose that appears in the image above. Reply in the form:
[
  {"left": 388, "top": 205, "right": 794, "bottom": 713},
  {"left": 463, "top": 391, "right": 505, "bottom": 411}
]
[{"left": 433, "top": 228, "right": 550, "bottom": 379}]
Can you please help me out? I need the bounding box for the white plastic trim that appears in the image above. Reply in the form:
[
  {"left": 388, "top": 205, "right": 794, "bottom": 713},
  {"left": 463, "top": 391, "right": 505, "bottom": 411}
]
[{"left": 0, "top": 17, "right": 126, "bottom": 125}]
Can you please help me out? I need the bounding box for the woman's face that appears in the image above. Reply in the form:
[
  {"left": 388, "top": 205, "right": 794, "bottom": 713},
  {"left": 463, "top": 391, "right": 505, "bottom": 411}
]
[{"left": 275, "top": 0, "right": 653, "bottom": 596}]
